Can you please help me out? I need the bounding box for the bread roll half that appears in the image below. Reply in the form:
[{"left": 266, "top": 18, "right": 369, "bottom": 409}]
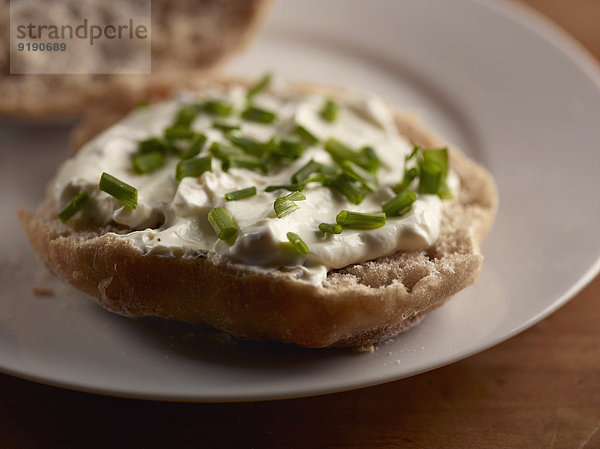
[{"left": 19, "top": 79, "right": 497, "bottom": 348}]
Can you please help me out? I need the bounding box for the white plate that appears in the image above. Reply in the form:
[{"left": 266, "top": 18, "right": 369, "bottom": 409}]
[{"left": 1, "top": 0, "right": 599, "bottom": 401}]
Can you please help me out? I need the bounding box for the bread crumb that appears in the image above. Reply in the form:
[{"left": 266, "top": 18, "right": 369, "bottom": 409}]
[
  {"left": 396, "top": 360, "right": 401, "bottom": 365},
  {"left": 353, "top": 344, "right": 375, "bottom": 353},
  {"left": 31, "top": 287, "right": 54, "bottom": 296}
]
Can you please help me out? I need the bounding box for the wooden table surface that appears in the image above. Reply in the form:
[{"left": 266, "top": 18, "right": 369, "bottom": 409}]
[{"left": 2, "top": 1, "right": 599, "bottom": 448}]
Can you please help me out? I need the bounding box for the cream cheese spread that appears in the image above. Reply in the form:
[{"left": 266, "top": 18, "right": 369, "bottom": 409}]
[{"left": 53, "top": 82, "right": 459, "bottom": 285}]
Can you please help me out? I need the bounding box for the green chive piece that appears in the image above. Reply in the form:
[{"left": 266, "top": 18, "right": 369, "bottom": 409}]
[
  {"left": 213, "top": 121, "right": 241, "bottom": 132},
  {"left": 225, "top": 133, "right": 262, "bottom": 156},
  {"left": 207, "top": 207, "right": 238, "bottom": 241},
  {"left": 241, "top": 106, "right": 277, "bottom": 124},
  {"left": 175, "top": 156, "right": 212, "bottom": 182},
  {"left": 336, "top": 210, "right": 386, "bottom": 230},
  {"left": 418, "top": 148, "right": 452, "bottom": 199},
  {"left": 275, "top": 199, "right": 299, "bottom": 218},
  {"left": 321, "top": 99, "right": 338, "bottom": 122},
  {"left": 225, "top": 186, "right": 257, "bottom": 201},
  {"left": 324, "top": 138, "right": 379, "bottom": 172},
  {"left": 132, "top": 151, "right": 165, "bottom": 174},
  {"left": 291, "top": 160, "right": 319, "bottom": 184},
  {"left": 437, "top": 179, "right": 454, "bottom": 200},
  {"left": 422, "top": 148, "right": 449, "bottom": 177},
  {"left": 247, "top": 73, "right": 272, "bottom": 99},
  {"left": 209, "top": 142, "right": 264, "bottom": 172},
  {"left": 136, "top": 100, "right": 149, "bottom": 108},
  {"left": 284, "top": 191, "right": 306, "bottom": 202},
  {"left": 324, "top": 138, "right": 354, "bottom": 162},
  {"left": 318, "top": 223, "right": 342, "bottom": 235},
  {"left": 291, "top": 159, "right": 337, "bottom": 183},
  {"left": 264, "top": 183, "right": 305, "bottom": 192},
  {"left": 99, "top": 172, "right": 137, "bottom": 209},
  {"left": 164, "top": 126, "right": 196, "bottom": 141},
  {"left": 138, "top": 137, "right": 170, "bottom": 155},
  {"left": 406, "top": 145, "right": 420, "bottom": 162},
  {"left": 270, "top": 135, "right": 306, "bottom": 159},
  {"left": 58, "top": 191, "right": 89, "bottom": 223},
  {"left": 180, "top": 133, "right": 207, "bottom": 160},
  {"left": 393, "top": 167, "right": 419, "bottom": 194},
  {"left": 382, "top": 190, "right": 417, "bottom": 216},
  {"left": 200, "top": 100, "right": 233, "bottom": 117},
  {"left": 418, "top": 158, "right": 443, "bottom": 194},
  {"left": 360, "top": 146, "right": 381, "bottom": 172},
  {"left": 341, "top": 160, "right": 378, "bottom": 192},
  {"left": 274, "top": 191, "right": 306, "bottom": 218},
  {"left": 295, "top": 125, "right": 319, "bottom": 144},
  {"left": 328, "top": 175, "right": 367, "bottom": 205},
  {"left": 173, "top": 105, "right": 197, "bottom": 127},
  {"left": 286, "top": 232, "right": 309, "bottom": 255}
]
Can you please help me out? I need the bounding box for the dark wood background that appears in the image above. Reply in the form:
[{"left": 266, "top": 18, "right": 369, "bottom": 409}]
[{"left": 2, "top": 1, "right": 599, "bottom": 448}]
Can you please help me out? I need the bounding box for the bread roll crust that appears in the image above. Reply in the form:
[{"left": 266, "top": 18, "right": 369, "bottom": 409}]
[
  {"left": 0, "top": 0, "right": 273, "bottom": 118},
  {"left": 19, "top": 80, "right": 497, "bottom": 348}
]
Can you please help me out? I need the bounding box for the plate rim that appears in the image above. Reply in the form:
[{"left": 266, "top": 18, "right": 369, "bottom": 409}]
[{"left": 1, "top": 0, "right": 600, "bottom": 402}]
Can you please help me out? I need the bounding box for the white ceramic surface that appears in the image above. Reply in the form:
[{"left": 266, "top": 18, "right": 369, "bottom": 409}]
[{"left": 1, "top": 0, "right": 599, "bottom": 401}]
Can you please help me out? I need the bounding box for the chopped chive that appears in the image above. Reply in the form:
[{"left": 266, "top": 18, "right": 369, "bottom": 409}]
[
  {"left": 164, "top": 126, "right": 196, "bottom": 141},
  {"left": 327, "top": 175, "right": 367, "bottom": 205},
  {"left": 213, "top": 121, "right": 241, "bottom": 132},
  {"left": 283, "top": 191, "right": 306, "bottom": 202},
  {"left": 406, "top": 145, "right": 420, "bottom": 162},
  {"left": 180, "top": 133, "right": 207, "bottom": 160},
  {"left": 382, "top": 190, "right": 417, "bottom": 216},
  {"left": 393, "top": 167, "right": 419, "bottom": 194},
  {"left": 225, "top": 186, "right": 257, "bottom": 201},
  {"left": 418, "top": 158, "right": 443, "bottom": 194},
  {"left": 395, "top": 147, "right": 421, "bottom": 193},
  {"left": 241, "top": 106, "right": 277, "bottom": 124},
  {"left": 270, "top": 135, "right": 306, "bottom": 159},
  {"left": 318, "top": 223, "right": 342, "bottom": 235},
  {"left": 437, "top": 179, "right": 453, "bottom": 200},
  {"left": 264, "top": 183, "right": 305, "bottom": 192},
  {"left": 173, "top": 105, "right": 197, "bottom": 127},
  {"left": 247, "top": 73, "right": 272, "bottom": 99},
  {"left": 274, "top": 191, "right": 306, "bottom": 218},
  {"left": 295, "top": 124, "right": 319, "bottom": 144},
  {"left": 207, "top": 207, "right": 238, "bottom": 241},
  {"left": 291, "top": 160, "right": 319, "bottom": 184},
  {"left": 209, "top": 141, "right": 248, "bottom": 159},
  {"left": 422, "top": 148, "right": 449, "bottom": 177},
  {"left": 275, "top": 199, "right": 299, "bottom": 218},
  {"left": 200, "top": 100, "right": 233, "bottom": 117},
  {"left": 336, "top": 210, "right": 386, "bottom": 229},
  {"left": 286, "top": 232, "right": 309, "bottom": 255},
  {"left": 58, "top": 191, "right": 88, "bottom": 223},
  {"left": 291, "top": 159, "right": 337, "bottom": 183},
  {"left": 304, "top": 173, "right": 330, "bottom": 184},
  {"left": 136, "top": 100, "right": 149, "bottom": 108},
  {"left": 324, "top": 138, "right": 379, "bottom": 172},
  {"left": 341, "top": 160, "right": 378, "bottom": 192},
  {"left": 175, "top": 156, "right": 212, "bottom": 182},
  {"left": 225, "top": 133, "right": 262, "bottom": 156},
  {"left": 138, "top": 137, "right": 170, "bottom": 155},
  {"left": 324, "top": 138, "right": 354, "bottom": 161},
  {"left": 418, "top": 148, "right": 452, "bottom": 199},
  {"left": 99, "top": 172, "right": 137, "bottom": 209},
  {"left": 360, "top": 146, "right": 381, "bottom": 173},
  {"left": 132, "top": 151, "right": 165, "bottom": 174},
  {"left": 321, "top": 99, "right": 338, "bottom": 122},
  {"left": 209, "top": 142, "right": 264, "bottom": 172}
]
